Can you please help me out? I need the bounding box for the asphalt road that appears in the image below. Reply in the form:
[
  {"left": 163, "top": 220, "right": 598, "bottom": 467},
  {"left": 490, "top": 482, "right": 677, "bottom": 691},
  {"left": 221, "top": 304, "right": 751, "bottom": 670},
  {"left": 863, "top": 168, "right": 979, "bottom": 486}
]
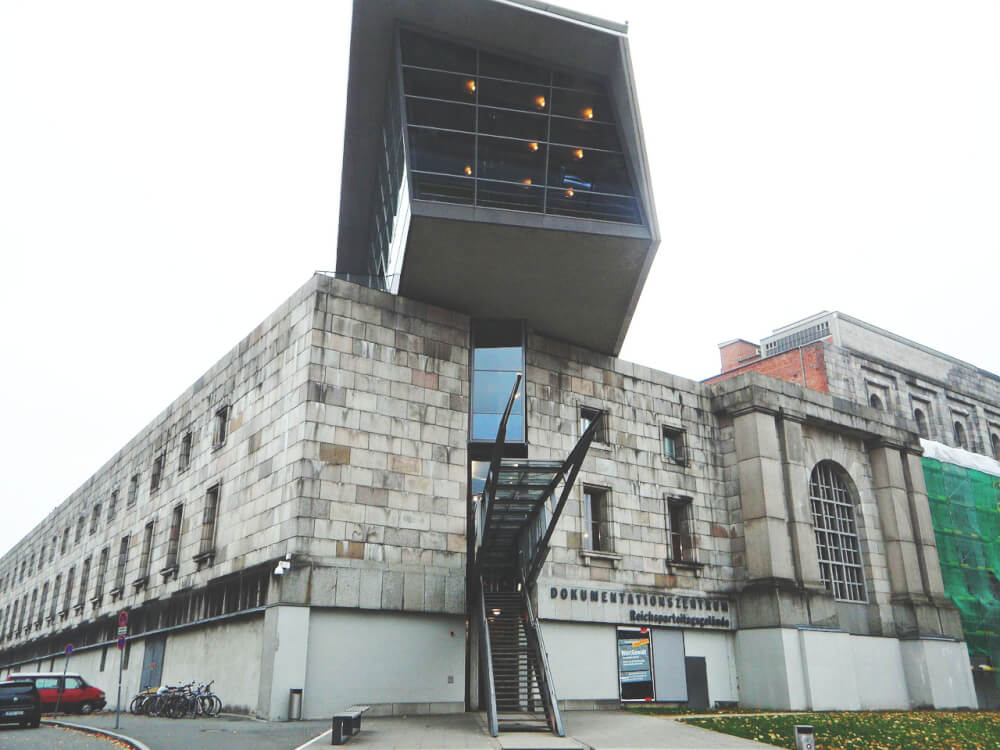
[
  {"left": 54, "top": 713, "right": 330, "bottom": 750},
  {"left": 0, "top": 723, "right": 115, "bottom": 748}
]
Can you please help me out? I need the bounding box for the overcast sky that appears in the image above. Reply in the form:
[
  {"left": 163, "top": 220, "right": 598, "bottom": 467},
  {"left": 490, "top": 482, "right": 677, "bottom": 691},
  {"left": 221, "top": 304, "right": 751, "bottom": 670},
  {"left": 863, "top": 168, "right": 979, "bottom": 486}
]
[{"left": 1, "top": 1, "right": 998, "bottom": 556}]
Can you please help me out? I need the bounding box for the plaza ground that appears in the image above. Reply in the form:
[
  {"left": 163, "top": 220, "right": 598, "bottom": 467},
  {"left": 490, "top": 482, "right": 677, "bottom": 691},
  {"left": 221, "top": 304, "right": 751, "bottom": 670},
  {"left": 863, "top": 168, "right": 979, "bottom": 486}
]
[{"left": 48, "top": 709, "right": 779, "bottom": 749}]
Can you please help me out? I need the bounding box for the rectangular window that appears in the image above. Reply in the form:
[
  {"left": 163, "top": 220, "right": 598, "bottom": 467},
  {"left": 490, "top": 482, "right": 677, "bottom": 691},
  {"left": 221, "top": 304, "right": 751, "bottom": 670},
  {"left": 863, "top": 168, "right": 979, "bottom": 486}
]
[
  {"left": 579, "top": 406, "right": 607, "bottom": 443},
  {"left": 50, "top": 574, "right": 61, "bottom": 619},
  {"left": 165, "top": 505, "right": 183, "bottom": 573},
  {"left": 198, "top": 484, "right": 221, "bottom": 559},
  {"left": 94, "top": 547, "right": 109, "bottom": 601},
  {"left": 63, "top": 566, "right": 75, "bottom": 613},
  {"left": 90, "top": 504, "right": 101, "bottom": 535},
  {"left": 137, "top": 522, "right": 154, "bottom": 584},
  {"left": 151, "top": 453, "right": 165, "bottom": 492},
  {"left": 123, "top": 640, "right": 131, "bottom": 669},
  {"left": 470, "top": 320, "right": 525, "bottom": 443},
  {"left": 75, "top": 516, "right": 85, "bottom": 544},
  {"left": 50, "top": 538, "right": 56, "bottom": 563},
  {"left": 179, "top": 432, "right": 192, "bottom": 472},
  {"left": 100, "top": 645, "right": 107, "bottom": 672},
  {"left": 666, "top": 495, "right": 696, "bottom": 564},
  {"left": 61, "top": 527, "right": 70, "bottom": 555},
  {"left": 113, "top": 536, "right": 129, "bottom": 593},
  {"left": 38, "top": 583, "right": 49, "bottom": 626},
  {"left": 127, "top": 474, "right": 139, "bottom": 507},
  {"left": 662, "top": 426, "right": 686, "bottom": 465},
  {"left": 108, "top": 489, "right": 118, "bottom": 521},
  {"left": 213, "top": 406, "right": 230, "bottom": 448},
  {"left": 27, "top": 588, "right": 37, "bottom": 627},
  {"left": 582, "top": 486, "right": 610, "bottom": 552},
  {"left": 39, "top": 544, "right": 46, "bottom": 570},
  {"left": 77, "top": 557, "right": 91, "bottom": 608}
]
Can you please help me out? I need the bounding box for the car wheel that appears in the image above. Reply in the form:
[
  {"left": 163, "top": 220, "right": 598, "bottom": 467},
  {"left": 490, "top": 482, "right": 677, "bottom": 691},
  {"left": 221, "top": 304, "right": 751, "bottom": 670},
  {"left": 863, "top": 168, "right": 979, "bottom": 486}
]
[{"left": 79, "top": 702, "right": 94, "bottom": 715}]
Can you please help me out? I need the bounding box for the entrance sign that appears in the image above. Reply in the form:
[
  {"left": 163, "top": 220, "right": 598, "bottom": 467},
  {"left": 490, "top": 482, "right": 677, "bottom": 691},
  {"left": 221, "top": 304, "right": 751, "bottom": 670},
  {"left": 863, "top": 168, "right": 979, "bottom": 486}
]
[{"left": 542, "top": 583, "right": 735, "bottom": 630}]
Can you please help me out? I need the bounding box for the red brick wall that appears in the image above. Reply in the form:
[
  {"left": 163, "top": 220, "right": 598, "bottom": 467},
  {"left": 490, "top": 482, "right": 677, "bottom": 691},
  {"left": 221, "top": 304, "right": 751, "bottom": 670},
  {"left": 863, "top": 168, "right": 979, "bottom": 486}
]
[
  {"left": 719, "top": 340, "right": 761, "bottom": 373},
  {"left": 705, "top": 340, "right": 830, "bottom": 393}
]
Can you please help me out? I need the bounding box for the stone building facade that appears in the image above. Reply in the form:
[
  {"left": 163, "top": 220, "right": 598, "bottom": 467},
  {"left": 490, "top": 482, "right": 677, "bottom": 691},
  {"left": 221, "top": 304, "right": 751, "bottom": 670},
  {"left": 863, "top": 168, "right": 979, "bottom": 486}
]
[{"left": 0, "top": 275, "right": 979, "bottom": 716}]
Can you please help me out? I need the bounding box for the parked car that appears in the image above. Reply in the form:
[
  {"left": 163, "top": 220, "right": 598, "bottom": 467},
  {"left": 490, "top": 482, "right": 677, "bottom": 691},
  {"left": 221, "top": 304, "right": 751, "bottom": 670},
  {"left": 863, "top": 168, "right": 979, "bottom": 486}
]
[
  {"left": 6, "top": 673, "right": 106, "bottom": 714},
  {"left": 0, "top": 680, "right": 41, "bottom": 728}
]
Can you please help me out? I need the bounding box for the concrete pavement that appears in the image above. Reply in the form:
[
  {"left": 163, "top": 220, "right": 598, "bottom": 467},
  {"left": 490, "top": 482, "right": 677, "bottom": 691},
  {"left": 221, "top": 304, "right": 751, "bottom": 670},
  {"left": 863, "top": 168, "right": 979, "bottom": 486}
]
[
  {"left": 55, "top": 710, "right": 779, "bottom": 750},
  {"left": 2, "top": 722, "right": 115, "bottom": 749}
]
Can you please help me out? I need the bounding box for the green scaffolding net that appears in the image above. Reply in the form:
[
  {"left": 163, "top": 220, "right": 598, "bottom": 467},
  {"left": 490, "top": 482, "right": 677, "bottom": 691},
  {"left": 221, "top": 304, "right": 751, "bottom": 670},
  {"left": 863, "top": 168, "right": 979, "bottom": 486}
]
[{"left": 924, "top": 457, "right": 1000, "bottom": 678}]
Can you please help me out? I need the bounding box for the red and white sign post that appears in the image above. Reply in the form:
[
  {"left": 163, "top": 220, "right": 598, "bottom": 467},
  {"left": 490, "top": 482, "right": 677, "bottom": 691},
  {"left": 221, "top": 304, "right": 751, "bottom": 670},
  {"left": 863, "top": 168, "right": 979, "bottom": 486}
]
[{"left": 116, "top": 610, "right": 128, "bottom": 729}]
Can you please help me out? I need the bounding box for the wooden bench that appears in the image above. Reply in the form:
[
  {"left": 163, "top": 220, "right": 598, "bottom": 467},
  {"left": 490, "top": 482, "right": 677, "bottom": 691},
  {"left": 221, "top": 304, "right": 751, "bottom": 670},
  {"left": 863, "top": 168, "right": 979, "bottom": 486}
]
[{"left": 331, "top": 705, "right": 370, "bottom": 745}]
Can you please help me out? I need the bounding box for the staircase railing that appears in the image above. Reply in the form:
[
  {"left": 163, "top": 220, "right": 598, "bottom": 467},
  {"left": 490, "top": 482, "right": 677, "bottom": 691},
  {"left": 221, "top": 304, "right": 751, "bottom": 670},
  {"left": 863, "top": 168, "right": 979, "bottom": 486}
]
[
  {"left": 477, "top": 579, "right": 499, "bottom": 737},
  {"left": 521, "top": 583, "right": 565, "bottom": 736}
]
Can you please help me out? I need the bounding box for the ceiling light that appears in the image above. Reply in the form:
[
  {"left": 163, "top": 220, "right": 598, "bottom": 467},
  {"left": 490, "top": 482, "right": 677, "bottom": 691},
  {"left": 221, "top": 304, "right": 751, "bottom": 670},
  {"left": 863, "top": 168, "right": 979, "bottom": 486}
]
[
  {"left": 573, "top": 149, "right": 584, "bottom": 160},
  {"left": 528, "top": 142, "right": 539, "bottom": 152},
  {"left": 565, "top": 188, "right": 574, "bottom": 197},
  {"left": 582, "top": 107, "right": 594, "bottom": 120},
  {"left": 464, "top": 165, "right": 472, "bottom": 176},
  {"left": 522, "top": 178, "right": 532, "bottom": 185},
  {"left": 466, "top": 80, "right": 476, "bottom": 93},
  {"left": 535, "top": 96, "right": 546, "bottom": 109}
]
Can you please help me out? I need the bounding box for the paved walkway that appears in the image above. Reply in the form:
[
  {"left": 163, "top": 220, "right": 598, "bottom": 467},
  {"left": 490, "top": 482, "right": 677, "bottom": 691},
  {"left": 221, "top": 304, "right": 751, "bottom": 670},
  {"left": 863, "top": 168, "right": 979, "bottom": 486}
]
[
  {"left": 54, "top": 710, "right": 779, "bottom": 749},
  {"left": 4, "top": 722, "right": 115, "bottom": 748}
]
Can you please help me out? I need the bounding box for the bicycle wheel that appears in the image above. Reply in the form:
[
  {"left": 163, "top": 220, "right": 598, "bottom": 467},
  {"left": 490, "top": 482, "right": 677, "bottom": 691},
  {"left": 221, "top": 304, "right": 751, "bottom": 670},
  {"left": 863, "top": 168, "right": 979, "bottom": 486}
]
[
  {"left": 209, "top": 694, "right": 222, "bottom": 717},
  {"left": 129, "top": 695, "right": 143, "bottom": 714}
]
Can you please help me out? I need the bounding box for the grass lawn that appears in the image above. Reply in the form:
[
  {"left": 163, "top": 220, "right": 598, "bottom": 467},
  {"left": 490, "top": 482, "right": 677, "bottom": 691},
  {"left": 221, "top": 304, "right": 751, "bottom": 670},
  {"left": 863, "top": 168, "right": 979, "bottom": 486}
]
[{"left": 681, "top": 711, "right": 1000, "bottom": 749}]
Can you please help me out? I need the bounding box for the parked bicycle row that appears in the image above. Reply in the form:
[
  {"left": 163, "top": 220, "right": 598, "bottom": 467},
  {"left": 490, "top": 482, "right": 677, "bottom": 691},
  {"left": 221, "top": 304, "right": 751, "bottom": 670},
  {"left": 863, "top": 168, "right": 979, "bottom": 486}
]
[{"left": 129, "top": 680, "right": 221, "bottom": 718}]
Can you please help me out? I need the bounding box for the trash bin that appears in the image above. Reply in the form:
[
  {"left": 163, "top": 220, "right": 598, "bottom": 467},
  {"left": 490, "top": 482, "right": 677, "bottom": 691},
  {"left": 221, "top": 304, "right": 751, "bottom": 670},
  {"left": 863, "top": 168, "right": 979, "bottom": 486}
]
[
  {"left": 288, "top": 688, "right": 303, "bottom": 721},
  {"left": 794, "top": 725, "right": 815, "bottom": 750}
]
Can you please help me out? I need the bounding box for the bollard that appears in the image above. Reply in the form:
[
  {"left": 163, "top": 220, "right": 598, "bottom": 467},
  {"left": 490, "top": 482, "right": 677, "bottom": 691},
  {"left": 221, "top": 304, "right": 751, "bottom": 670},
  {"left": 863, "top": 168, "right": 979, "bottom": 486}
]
[
  {"left": 794, "top": 725, "right": 815, "bottom": 750},
  {"left": 288, "top": 688, "right": 303, "bottom": 721}
]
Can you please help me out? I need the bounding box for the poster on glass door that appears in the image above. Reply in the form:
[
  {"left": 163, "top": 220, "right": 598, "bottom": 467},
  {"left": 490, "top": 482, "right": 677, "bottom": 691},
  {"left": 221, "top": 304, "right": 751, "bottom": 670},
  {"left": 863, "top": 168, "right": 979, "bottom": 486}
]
[{"left": 617, "top": 627, "right": 654, "bottom": 701}]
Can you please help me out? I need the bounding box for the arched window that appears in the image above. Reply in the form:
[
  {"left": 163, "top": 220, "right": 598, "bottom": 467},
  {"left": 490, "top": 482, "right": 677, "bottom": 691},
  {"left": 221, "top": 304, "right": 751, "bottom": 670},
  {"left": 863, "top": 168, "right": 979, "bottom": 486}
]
[
  {"left": 914, "top": 408, "right": 928, "bottom": 439},
  {"left": 809, "top": 462, "right": 867, "bottom": 603},
  {"left": 869, "top": 394, "right": 883, "bottom": 410},
  {"left": 954, "top": 421, "right": 967, "bottom": 449},
  {"left": 991, "top": 433, "right": 1000, "bottom": 461}
]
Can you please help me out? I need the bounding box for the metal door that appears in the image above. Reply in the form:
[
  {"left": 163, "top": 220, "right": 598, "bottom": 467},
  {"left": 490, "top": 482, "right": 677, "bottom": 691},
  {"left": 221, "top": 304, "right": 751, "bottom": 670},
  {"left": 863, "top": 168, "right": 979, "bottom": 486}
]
[
  {"left": 140, "top": 634, "right": 166, "bottom": 690},
  {"left": 684, "top": 656, "right": 709, "bottom": 711}
]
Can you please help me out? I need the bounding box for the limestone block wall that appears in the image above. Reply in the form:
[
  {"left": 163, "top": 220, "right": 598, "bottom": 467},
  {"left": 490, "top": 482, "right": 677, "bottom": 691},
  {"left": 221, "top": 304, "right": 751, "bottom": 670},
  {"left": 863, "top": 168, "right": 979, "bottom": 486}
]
[
  {"left": 525, "top": 331, "right": 737, "bottom": 595},
  {"left": 0, "top": 276, "right": 320, "bottom": 657},
  {"left": 282, "top": 275, "right": 470, "bottom": 615}
]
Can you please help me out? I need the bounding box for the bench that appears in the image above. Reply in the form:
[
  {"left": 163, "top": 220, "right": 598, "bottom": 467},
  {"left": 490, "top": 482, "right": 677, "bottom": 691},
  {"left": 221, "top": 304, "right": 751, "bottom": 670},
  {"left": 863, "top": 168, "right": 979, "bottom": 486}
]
[{"left": 331, "top": 705, "right": 370, "bottom": 745}]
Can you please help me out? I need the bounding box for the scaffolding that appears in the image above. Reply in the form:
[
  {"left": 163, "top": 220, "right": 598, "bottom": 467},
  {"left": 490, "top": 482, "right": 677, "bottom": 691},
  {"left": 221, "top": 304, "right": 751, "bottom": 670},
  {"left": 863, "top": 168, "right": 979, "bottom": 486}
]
[{"left": 924, "top": 454, "right": 1000, "bottom": 680}]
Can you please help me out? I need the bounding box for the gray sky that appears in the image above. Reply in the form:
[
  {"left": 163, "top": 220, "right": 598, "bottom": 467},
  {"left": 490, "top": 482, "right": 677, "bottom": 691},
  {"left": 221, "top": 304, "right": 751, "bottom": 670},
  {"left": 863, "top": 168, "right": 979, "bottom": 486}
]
[{"left": 1, "top": 0, "right": 998, "bottom": 556}]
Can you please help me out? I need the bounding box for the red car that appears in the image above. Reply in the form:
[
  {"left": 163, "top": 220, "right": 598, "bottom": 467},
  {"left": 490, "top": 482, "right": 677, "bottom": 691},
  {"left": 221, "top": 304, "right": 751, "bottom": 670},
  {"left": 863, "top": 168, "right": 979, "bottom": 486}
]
[{"left": 7, "top": 673, "right": 106, "bottom": 714}]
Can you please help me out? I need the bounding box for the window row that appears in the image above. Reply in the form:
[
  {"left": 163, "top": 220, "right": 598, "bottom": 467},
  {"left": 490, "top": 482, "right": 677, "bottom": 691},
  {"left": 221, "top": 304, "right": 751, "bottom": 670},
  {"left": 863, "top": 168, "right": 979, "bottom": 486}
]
[
  {"left": 1, "top": 405, "right": 231, "bottom": 593},
  {"left": 580, "top": 487, "right": 698, "bottom": 566},
  {"left": 0, "top": 485, "right": 222, "bottom": 641},
  {"left": 577, "top": 406, "right": 689, "bottom": 466},
  {"left": 910, "top": 405, "right": 1000, "bottom": 460}
]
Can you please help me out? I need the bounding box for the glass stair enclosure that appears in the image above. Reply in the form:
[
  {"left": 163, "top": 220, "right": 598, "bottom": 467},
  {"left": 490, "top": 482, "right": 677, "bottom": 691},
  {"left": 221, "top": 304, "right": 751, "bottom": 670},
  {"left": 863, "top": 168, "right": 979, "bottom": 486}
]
[{"left": 472, "top": 377, "right": 603, "bottom": 735}]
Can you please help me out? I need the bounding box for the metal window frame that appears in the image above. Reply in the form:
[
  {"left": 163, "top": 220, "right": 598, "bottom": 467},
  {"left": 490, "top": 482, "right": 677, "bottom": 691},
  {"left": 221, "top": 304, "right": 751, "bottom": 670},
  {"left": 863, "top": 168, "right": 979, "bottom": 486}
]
[{"left": 810, "top": 463, "right": 867, "bottom": 603}]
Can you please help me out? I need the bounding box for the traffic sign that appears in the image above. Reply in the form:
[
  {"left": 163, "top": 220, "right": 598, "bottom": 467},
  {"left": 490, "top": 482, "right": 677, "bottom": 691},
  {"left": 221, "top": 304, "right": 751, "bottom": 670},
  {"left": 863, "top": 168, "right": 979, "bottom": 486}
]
[
  {"left": 117, "top": 625, "right": 128, "bottom": 636},
  {"left": 118, "top": 610, "right": 128, "bottom": 627},
  {"left": 117, "top": 635, "right": 127, "bottom": 650},
  {"left": 65, "top": 644, "right": 73, "bottom": 656}
]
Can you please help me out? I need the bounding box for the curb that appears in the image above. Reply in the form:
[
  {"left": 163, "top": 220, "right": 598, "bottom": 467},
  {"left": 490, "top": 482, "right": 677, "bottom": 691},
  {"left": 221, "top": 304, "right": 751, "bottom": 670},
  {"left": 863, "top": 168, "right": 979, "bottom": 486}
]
[{"left": 43, "top": 718, "right": 152, "bottom": 750}]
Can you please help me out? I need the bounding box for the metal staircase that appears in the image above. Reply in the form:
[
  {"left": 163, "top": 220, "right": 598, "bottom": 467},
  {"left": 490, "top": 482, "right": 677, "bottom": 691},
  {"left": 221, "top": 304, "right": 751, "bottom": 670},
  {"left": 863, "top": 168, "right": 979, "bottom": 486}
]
[{"left": 472, "top": 376, "right": 603, "bottom": 737}]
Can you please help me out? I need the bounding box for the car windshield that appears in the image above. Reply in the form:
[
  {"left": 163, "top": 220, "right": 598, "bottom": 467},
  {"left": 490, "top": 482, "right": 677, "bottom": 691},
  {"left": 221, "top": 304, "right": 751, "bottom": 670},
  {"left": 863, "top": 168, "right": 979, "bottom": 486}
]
[{"left": 0, "top": 682, "right": 34, "bottom": 695}]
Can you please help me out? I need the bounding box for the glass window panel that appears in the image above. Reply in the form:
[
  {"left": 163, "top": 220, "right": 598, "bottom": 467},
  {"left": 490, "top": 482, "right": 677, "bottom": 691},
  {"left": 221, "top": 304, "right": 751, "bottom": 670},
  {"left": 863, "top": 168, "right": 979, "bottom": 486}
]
[
  {"left": 549, "top": 117, "right": 620, "bottom": 151},
  {"left": 472, "top": 413, "right": 524, "bottom": 441},
  {"left": 409, "top": 127, "right": 474, "bottom": 175},
  {"left": 479, "top": 51, "right": 549, "bottom": 85},
  {"left": 547, "top": 146, "right": 632, "bottom": 196},
  {"left": 552, "top": 89, "right": 613, "bottom": 122},
  {"left": 473, "top": 371, "right": 524, "bottom": 415},
  {"left": 400, "top": 30, "right": 475, "bottom": 73},
  {"left": 477, "top": 179, "right": 545, "bottom": 212},
  {"left": 546, "top": 189, "right": 639, "bottom": 223},
  {"left": 478, "top": 107, "right": 549, "bottom": 141},
  {"left": 478, "top": 78, "right": 550, "bottom": 114},
  {"left": 411, "top": 172, "right": 474, "bottom": 205},
  {"left": 475, "top": 346, "right": 522, "bottom": 371},
  {"left": 403, "top": 67, "right": 478, "bottom": 104},
  {"left": 552, "top": 69, "right": 603, "bottom": 92},
  {"left": 406, "top": 98, "right": 475, "bottom": 132},
  {"left": 471, "top": 460, "right": 490, "bottom": 496},
  {"left": 478, "top": 135, "right": 546, "bottom": 184}
]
